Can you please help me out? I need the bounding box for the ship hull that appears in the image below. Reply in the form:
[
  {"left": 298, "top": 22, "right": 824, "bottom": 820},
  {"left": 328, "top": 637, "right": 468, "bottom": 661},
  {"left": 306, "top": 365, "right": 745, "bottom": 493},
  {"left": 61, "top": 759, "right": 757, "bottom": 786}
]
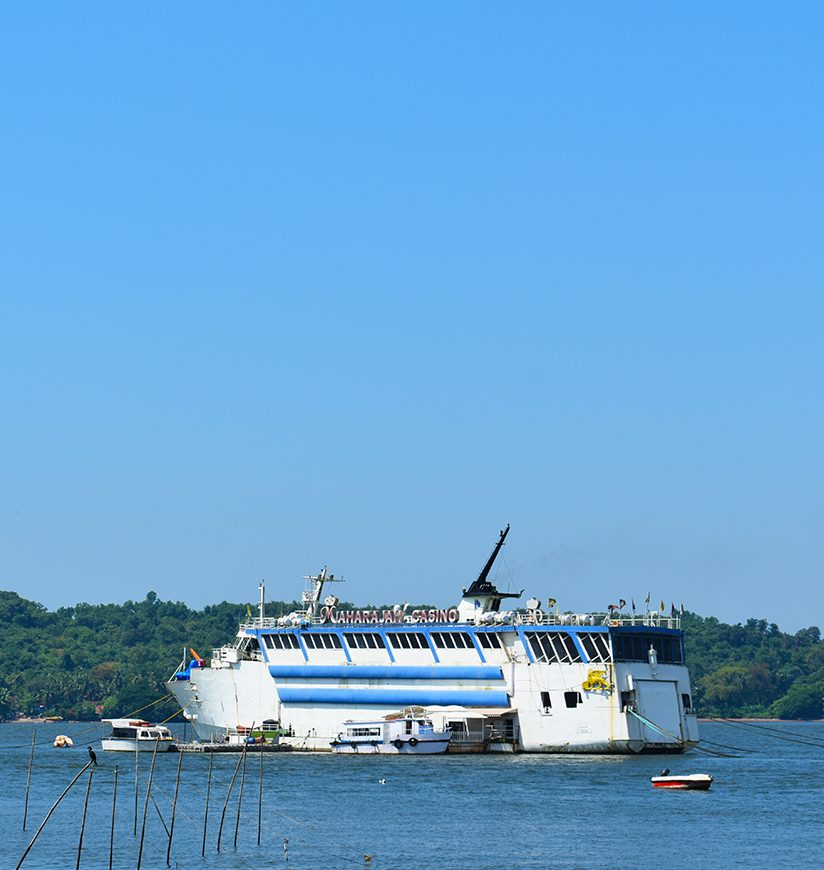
[{"left": 168, "top": 652, "right": 699, "bottom": 754}]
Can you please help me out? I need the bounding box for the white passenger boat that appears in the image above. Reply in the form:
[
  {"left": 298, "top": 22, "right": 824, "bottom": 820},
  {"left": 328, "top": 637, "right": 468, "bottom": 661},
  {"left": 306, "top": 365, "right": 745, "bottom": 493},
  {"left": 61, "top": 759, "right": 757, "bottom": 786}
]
[
  {"left": 101, "top": 719, "right": 176, "bottom": 752},
  {"left": 168, "top": 526, "right": 699, "bottom": 754},
  {"left": 331, "top": 712, "right": 452, "bottom": 754}
]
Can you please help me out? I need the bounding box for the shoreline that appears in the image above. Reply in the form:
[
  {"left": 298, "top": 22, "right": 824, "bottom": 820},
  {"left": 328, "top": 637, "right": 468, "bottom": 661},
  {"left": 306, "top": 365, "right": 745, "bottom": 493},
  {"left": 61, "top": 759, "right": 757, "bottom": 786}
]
[{"left": 700, "top": 717, "right": 824, "bottom": 723}]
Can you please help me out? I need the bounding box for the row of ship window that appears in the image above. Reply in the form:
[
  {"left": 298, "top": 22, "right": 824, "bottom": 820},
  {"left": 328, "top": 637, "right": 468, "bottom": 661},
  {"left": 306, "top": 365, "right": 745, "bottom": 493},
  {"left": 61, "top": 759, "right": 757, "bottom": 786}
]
[
  {"left": 262, "top": 631, "right": 495, "bottom": 652},
  {"left": 260, "top": 630, "right": 684, "bottom": 664}
]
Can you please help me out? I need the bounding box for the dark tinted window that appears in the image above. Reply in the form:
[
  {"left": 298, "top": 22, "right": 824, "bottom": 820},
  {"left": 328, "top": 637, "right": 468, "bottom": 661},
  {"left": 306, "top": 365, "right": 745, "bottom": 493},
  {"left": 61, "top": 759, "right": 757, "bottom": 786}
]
[
  {"left": 525, "top": 632, "right": 582, "bottom": 663},
  {"left": 578, "top": 633, "right": 611, "bottom": 663},
  {"left": 344, "top": 632, "right": 386, "bottom": 650},
  {"left": 387, "top": 632, "right": 428, "bottom": 650},
  {"left": 264, "top": 633, "right": 300, "bottom": 650},
  {"left": 432, "top": 632, "right": 474, "bottom": 650},
  {"left": 478, "top": 633, "right": 502, "bottom": 649},
  {"left": 611, "top": 633, "right": 683, "bottom": 663}
]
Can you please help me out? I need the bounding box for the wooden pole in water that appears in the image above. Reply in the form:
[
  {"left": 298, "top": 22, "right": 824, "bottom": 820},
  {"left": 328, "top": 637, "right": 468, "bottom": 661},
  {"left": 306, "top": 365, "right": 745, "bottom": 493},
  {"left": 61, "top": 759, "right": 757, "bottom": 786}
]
[
  {"left": 133, "top": 744, "right": 140, "bottom": 836},
  {"left": 257, "top": 747, "right": 263, "bottom": 847},
  {"left": 136, "top": 739, "right": 160, "bottom": 870},
  {"left": 16, "top": 760, "right": 93, "bottom": 870},
  {"left": 109, "top": 766, "right": 118, "bottom": 870},
  {"left": 75, "top": 766, "right": 94, "bottom": 870},
  {"left": 201, "top": 752, "right": 214, "bottom": 858},
  {"left": 166, "top": 749, "right": 184, "bottom": 866},
  {"left": 216, "top": 752, "right": 243, "bottom": 852},
  {"left": 22, "top": 730, "right": 36, "bottom": 831},
  {"left": 233, "top": 738, "right": 250, "bottom": 849}
]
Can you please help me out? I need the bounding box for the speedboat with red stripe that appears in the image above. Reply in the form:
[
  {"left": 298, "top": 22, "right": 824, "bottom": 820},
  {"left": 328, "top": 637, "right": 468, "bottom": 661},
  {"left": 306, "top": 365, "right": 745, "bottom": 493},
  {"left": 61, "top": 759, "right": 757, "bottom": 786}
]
[{"left": 651, "top": 769, "right": 713, "bottom": 790}]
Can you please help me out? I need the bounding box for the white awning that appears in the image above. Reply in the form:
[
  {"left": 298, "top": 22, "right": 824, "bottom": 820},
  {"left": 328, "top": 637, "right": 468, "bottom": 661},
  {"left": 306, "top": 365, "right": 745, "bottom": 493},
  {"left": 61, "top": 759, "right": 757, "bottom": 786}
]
[{"left": 425, "top": 705, "right": 517, "bottom": 717}]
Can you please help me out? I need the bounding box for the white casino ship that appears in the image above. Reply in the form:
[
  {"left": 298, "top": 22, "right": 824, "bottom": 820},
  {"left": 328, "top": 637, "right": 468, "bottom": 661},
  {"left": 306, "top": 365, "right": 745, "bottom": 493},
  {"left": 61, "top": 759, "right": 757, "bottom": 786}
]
[{"left": 168, "top": 527, "right": 699, "bottom": 753}]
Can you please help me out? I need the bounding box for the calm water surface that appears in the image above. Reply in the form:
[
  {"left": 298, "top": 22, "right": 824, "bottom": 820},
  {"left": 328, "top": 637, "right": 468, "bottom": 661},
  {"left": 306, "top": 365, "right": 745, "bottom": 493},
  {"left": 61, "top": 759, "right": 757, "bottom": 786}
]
[{"left": 0, "top": 720, "right": 822, "bottom": 869}]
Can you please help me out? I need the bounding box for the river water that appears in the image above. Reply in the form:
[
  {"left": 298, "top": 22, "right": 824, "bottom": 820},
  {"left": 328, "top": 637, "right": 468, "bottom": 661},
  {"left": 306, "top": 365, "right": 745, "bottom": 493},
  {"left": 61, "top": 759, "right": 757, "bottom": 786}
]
[{"left": 0, "top": 720, "right": 821, "bottom": 869}]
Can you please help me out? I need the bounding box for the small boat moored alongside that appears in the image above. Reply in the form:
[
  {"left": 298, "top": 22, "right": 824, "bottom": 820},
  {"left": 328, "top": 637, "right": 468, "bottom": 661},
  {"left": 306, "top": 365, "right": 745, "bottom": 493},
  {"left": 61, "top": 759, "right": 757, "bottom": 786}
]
[
  {"left": 651, "top": 772, "right": 713, "bottom": 790},
  {"left": 101, "top": 719, "right": 177, "bottom": 752},
  {"left": 331, "top": 711, "right": 452, "bottom": 754}
]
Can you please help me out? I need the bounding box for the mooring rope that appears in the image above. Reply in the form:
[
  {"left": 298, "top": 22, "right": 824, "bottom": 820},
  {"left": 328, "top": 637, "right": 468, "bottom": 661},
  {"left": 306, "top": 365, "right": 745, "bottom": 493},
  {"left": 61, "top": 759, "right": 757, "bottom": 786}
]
[
  {"left": 626, "top": 708, "right": 742, "bottom": 757},
  {"left": 709, "top": 718, "right": 824, "bottom": 749}
]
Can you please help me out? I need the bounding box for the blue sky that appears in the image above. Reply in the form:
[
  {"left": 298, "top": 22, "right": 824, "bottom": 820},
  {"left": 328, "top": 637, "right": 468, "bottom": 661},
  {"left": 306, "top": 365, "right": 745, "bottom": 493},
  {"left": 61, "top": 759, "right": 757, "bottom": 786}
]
[{"left": 1, "top": 3, "right": 822, "bottom": 630}]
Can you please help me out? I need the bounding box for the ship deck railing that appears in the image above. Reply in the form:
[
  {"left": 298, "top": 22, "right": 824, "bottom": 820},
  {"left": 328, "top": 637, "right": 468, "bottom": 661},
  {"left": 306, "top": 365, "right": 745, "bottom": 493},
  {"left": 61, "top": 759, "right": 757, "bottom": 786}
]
[
  {"left": 236, "top": 612, "right": 682, "bottom": 631},
  {"left": 522, "top": 612, "right": 682, "bottom": 629},
  {"left": 450, "top": 730, "right": 487, "bottom": 744}
]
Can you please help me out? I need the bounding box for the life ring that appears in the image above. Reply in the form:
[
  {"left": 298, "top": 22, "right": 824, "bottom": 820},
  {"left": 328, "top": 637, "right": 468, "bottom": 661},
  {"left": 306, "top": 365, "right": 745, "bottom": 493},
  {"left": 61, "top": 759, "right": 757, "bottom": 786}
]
[
  {"left": 408, "top": 737, "right": 418, "bottom": 747},
  {"left": 392, "top": 738, "right": 403, "bottom": 749}
]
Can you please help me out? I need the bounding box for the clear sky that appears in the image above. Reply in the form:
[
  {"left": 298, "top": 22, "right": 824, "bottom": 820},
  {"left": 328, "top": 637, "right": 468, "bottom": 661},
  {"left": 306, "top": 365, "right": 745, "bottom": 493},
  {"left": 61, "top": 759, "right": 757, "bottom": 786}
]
[{"left": 1, "top": 3, "right": 822, "bottom": 630}]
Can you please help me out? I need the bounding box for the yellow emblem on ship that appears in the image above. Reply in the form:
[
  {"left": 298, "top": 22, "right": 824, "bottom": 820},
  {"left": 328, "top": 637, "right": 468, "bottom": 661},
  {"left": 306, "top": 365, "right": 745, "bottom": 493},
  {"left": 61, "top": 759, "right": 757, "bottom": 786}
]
[{"left": 581, "top": 669, "right": 612, "bottom": 693}]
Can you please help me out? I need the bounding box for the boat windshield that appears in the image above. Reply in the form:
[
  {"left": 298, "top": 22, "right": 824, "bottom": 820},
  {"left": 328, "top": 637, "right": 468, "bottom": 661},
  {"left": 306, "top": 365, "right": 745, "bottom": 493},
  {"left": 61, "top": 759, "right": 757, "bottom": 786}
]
[{"left": 110, "top": 727, "right": 137, "bottom": 739}]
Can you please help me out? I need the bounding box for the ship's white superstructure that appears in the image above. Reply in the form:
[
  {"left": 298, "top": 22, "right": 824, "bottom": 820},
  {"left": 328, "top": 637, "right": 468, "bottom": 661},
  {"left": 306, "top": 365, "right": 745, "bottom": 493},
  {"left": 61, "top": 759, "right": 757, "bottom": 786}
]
[{"left": 168, "top": 527, "right": 700, "bottom": 753}]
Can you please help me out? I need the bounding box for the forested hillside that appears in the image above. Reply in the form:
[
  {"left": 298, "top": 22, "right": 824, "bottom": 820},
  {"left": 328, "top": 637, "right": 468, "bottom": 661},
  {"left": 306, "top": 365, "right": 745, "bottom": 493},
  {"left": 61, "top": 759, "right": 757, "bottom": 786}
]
[
  {"left": 0, "top": 590, "right": 301, "bottom": 723},
  {"left": 0, "top": 590, "right": 822, "bottom": 721},
  {"left": 683, "top": 613, "right": 824, "bottom": 718}
]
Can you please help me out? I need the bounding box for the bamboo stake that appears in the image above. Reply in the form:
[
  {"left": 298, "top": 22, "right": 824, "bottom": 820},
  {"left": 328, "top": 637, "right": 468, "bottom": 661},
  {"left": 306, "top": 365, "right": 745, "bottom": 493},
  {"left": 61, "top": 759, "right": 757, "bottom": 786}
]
[
  {"left": 16, "top": 760, "right": 93, "bottom": 870},
  {"left": 109, "top": 766, "right": 118, "bottom": 870},
  {"left": 133, "top": 744, "right": 140, "bottom": 836},
  {"left": 22, "top": 730, "right": 36, "bottom": 831},
  {"left": 216, "top": 752, "right": 244, "bottom": 852},
  {"left": 75, "top": 766, "right": 94, "bottom": 870},
  {"left": 201, "top": 752, "right": 214, "bottom": 858},
  {"left": 166, "top": 750, "right": 184, "bottom": 866},
  {"left": 136, "top": 739, "right": 160, "bottom": 870},
  {"left": 233, "top": 737, "right": 250, "bottom": 848},
  {"left": 151, "top": 793, "right": 170, "bottom": 837},
  {"left": 257, "top": 747, "right": 263, "bottom": 847}
]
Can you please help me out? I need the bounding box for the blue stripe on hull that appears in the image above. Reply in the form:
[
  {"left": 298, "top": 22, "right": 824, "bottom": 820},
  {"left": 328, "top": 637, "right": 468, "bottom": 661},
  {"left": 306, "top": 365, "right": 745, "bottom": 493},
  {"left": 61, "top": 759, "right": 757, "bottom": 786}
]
[
  {"left": 268, "top": 665, "right": 503, "bottom": 681},
  {"left": 276, "top": 688, "right": 511, "bottom": 707}
]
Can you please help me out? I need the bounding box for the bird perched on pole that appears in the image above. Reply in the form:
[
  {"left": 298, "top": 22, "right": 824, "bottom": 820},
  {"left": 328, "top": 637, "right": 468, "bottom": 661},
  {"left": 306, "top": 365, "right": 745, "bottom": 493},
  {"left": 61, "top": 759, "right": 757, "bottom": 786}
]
[{"left": 88, "top": 746, "right": 98, "bottom": 766}]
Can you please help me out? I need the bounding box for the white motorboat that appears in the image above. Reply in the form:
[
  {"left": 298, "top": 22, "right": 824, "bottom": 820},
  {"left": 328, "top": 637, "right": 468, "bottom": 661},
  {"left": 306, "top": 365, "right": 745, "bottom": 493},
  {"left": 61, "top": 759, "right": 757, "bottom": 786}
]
[
  {"left": 101, "top": 719, "right": 176, "bottom": 752},
  {"left": 331, "top": 712, "right": 452, "bottom": 754},
  {"left": 651, "top": 772, "right": 713, "bottom": 790}
]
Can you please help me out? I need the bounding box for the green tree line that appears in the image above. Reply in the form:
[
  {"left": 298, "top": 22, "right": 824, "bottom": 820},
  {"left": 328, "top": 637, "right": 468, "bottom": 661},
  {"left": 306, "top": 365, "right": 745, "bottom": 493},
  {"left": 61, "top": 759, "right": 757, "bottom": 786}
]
[
  {"left": 683, "top": 612, "right": 824, "bottom": 718},
  {"left": 0, "top": 590, "right": 822, "bottom": 721}
]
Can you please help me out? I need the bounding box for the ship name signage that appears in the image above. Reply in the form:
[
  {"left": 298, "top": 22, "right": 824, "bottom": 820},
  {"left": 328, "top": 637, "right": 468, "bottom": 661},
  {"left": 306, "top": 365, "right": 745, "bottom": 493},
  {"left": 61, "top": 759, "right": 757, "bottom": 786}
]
[{"left": 319, "top": 606, "right": 460, "bottom": 624}]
